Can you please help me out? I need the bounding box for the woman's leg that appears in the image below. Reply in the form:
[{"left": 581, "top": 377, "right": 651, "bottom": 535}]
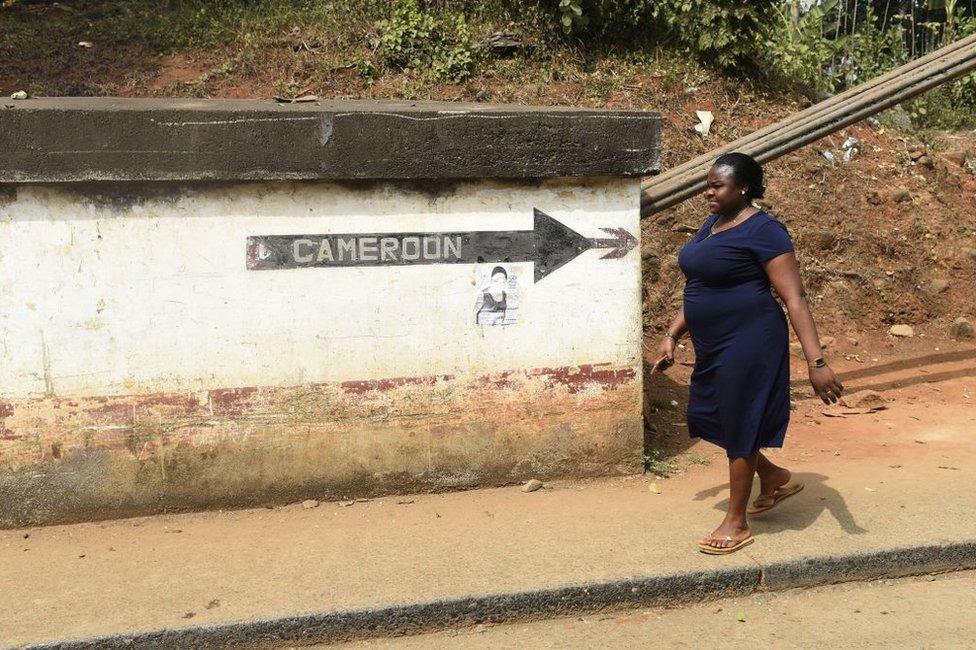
[
  {"left": 755, "top": 452, "right": 792, "bottom": 498},
  {"left": 700, "top": 453, "right": 758, "bottom": 549}
]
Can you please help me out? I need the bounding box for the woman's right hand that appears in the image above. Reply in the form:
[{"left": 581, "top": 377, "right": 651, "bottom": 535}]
[
  {"left": 657, "top": 336, "right": 676, "bottom": 362},
  {"left": 652, "top": 336, "right": 676, "bottom": 373},
  {"left": 809, "top": 365, "right": 844, "bottom": 404}
]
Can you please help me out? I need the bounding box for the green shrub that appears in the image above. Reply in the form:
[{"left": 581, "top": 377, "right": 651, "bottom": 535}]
[
  {"left": 764, "top": 0, "right": 848, "bottom": 92},
  {"left": 761, "top": 1, "right": 974, "bottom": 129},
  {"left": 527, "top": 0, "right": 776, "bottom": 70},
  {"left": 373, "top": 0, "right": 476, "bottom": 82},
  {"left": 846, "top": 7, "right": 909, "bottom": 85},
  {"left": 649, "top": 0, "right": 776, "bottom": 68},
  {"left": 374, "top": 0, "right": 438, "bottom": 70},
  {"left": 643, "top": 449, "right": 678, "bottom": 477},
  {"left": 557, "top": 0, "right": 588, "bottom": 35},
  {"left": 431, "top": 15, "right": 475, "bottom": 82},
  {"left": 936, "top": 15, "right": 976, "bottom": 124},
  {"left": 873, "top": 11, "right": 976, "bottom": 129}
]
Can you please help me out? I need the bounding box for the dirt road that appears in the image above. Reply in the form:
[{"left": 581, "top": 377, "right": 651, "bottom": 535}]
[{"left": 644, "top": 331, "right": 976, "bottom": 472}]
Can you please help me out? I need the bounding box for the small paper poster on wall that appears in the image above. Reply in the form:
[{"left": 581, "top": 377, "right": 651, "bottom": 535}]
[{"left": 474, "top": 264, "right": 521, "bottom": 326}]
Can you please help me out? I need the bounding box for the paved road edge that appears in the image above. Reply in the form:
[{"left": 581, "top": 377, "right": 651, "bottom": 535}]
[{"left": 18, "top": 541, "right": 976, "bottom": 649}]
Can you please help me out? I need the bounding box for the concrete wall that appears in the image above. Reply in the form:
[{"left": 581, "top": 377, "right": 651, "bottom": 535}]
[{"left": 0, "top": 178, "right": 643, "bottom": 527}]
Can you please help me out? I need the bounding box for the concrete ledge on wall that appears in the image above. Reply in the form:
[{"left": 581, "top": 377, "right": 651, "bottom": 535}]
[{"left": 0, "top": 97, "right": 661, "bottom": 183}]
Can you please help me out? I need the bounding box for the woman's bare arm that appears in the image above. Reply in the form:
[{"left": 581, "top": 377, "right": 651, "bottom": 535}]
[
  {"left": 654, "top": 307, "right": 688, "bottom": 367},
  {"left": 764, "top": 252, "right": 844, "bottom": 404},
  {"left": 764, "top": 253, "right": 822, "bottom": 360},
  {"left": 665, "top": 308, "right": 688, "bottom": 341}
]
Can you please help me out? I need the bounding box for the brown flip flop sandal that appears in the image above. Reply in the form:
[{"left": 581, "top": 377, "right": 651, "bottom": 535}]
[
  {"left": 698, "top": 535, "right": 754, "bottom": 555},
  {"left": 747, "top": 482, "right": 804, "bottom": 515}
]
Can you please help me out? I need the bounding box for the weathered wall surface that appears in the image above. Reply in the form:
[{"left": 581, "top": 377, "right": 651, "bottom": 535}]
[
  {"left": 0, "top": 98, "right": 662, "bottom": 182},
  {"left": 0, "top": 179, "right": 643, "bottom": 527}
]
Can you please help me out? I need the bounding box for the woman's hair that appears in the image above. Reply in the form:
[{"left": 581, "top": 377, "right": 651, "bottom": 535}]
[
  {"left": 490, "top": 266, "right": 508, "bottom": 279},
  {"left": 713, "top": 152, "right": 765, "bottom": 199}
]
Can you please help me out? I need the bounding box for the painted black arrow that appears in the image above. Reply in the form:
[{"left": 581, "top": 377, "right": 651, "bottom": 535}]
[{"left": 246, "top": 208, "right": 636, "bottom": 282}]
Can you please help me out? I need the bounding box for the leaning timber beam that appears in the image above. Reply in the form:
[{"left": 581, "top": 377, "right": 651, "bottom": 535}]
[{"left": 640, "top": 33, "right": 976, "bottom": 218}]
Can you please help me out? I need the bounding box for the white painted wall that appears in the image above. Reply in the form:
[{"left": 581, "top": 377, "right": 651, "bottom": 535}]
[{"left": 0, "top": 180, "right": 641, "bottom": 398}]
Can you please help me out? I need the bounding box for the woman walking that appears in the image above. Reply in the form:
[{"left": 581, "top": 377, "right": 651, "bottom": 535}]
[{"left": 655, "top": 152, "right": 843, "bottom": 554}]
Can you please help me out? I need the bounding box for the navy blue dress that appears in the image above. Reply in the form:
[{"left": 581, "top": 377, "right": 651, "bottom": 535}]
[{"left": 677, "top": 211, "right": 794, "bottom": 458}]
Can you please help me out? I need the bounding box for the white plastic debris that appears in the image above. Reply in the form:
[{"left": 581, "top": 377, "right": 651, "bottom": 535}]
[
  {"left": 693, "top": 110, "right": 714, "bottom": 138},
  {"left": 842, "top": 136, "right": 861, "bottom": 162},
  {"left": 820, "top": 150, "right": 837, "bottom": 164}
]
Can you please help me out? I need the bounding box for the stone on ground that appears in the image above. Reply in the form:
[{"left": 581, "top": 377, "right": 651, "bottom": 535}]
[
  {"left": 945, "top": 149, "right": 970, "bottom": 166},
  {"left": 891, "top": 187, "right": 912, "bottom": 203},
  {"left": 951, "top": 317, "right": 973, "bottom": 339},
  {"left": 889, "top": 324, "right": 915, "bottom": 337},
  {"left": 925, "top": 278, "right": 949, "bottom": 296},
  {"left": 521, "top": 479, "right": 544, "bottom": 493}
]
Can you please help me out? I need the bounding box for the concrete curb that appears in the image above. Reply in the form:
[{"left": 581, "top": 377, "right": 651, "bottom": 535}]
[
  {"left": 19, "top": 541, "right": 976, "bottom": 650},
  {"left": 761, "top": 540, "right": 976, "bottom": 589}
]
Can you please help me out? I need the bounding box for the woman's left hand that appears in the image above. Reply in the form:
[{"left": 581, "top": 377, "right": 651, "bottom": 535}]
[{"left": 809, "top": 365, "right": 844, "bottom": 404}]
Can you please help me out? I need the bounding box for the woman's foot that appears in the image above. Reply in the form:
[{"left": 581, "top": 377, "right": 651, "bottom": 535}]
[
  {"left": 698, "top": 519, "right": 751, "bottom": 550},
  {"left": 757, "top": 465, "right": 792, "bottom": 501},
  {"left": 700, "top": 454, "right": 760, "bottom": 554},
  {"left": 748, "top": 481, "right": 804, "bottom": 514}
]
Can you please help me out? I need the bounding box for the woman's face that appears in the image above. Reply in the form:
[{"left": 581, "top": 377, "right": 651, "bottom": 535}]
[
  {"left": 490, "top": 272, "right": 507, "bottom": 292},
  {"left": 705, "top": 165, "right": 747, "bottom": 216}
]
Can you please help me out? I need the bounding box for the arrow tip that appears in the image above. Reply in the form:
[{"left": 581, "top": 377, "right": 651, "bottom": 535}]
[
  {"left": 597, "top": 227, "right": 638, "bottom": 259},
  {"left": 533, "top": 208, "right": 591, "bottom": 282}
]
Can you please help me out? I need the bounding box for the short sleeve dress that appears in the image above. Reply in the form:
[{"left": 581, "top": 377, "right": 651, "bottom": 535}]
[{"left": 677, "top": 210, "right": 794, "bottom": 458}]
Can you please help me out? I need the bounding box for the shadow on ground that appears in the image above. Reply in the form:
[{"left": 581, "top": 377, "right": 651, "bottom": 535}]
[
  {"left": 791, "top": 349, "right": 976, "bottom": 394},
  {"left": 642, "top": 359, "right": 697, "bottom": 463},
  {"left": 693, "top": 472, "right": 868, "bottom": 536}
]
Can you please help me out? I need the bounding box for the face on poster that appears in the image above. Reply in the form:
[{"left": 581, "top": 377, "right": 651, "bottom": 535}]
[{"left": 474, "top": 263, "right": 522, "bottom": 326}]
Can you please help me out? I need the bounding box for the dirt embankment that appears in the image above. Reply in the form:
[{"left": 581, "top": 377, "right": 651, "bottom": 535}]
[{"left": 643, "top": 121, "right": 976, "bottom": 340}]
